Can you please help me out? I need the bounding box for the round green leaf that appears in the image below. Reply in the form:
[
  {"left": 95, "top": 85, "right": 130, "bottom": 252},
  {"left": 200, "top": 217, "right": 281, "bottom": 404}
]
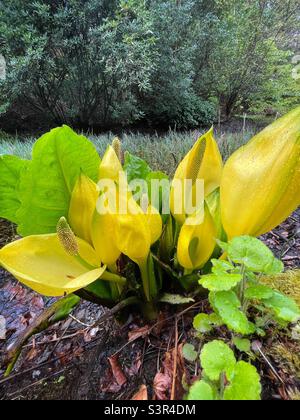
[
  {"left": 200, "top": 274, "right": 242, "bottom": 292},
  {"left": 182, "top": 343, "right": 198, "bottom": 362},
  {"left": 233, "top": 337, "right": 251, "bottom": 353},
  {"left": 187, "top": 380, "right": 215, "bottom": 401},
  {"left": 224, "top": 361, "right": 261, "bottom": 401},
  {"left": 211, "top": 259, "right": 234, "bottom": 274},
  {"left": 193, "top": 313, "right": 223, "bottom": 333},
  {"left": 211, "top": 291, "right": 256, "bottom": 335},
  {"left": 245, "top": 284, "right": 274, "bottom": 300},
  {"left": 263, "top": 292, "right": 300, "bottom": 322},
  {"left": 200, "top": 340, "right": 236, "bottom": 381},
  {"left": 228, "top": 236, "right": 283, "bottom": 274}
]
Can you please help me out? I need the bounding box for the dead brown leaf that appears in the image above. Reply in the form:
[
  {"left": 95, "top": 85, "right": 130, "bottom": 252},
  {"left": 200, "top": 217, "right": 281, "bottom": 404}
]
[
  {"left": 153, "top": 372, "right": 172, "bottom": 400},
  {"left": 128, "top": 325, "right": 151, "bottom": 342},
  {"left": 125, "top": 352, "right": 142, "bottom": 377},
  {"left": 132, "top": 384, "right": 148, "bottom": 400},
  {"left": 26, "top": 346, "right": 39, "bottom": 362},
  {"left": 153, "top": 344, "right": 187, "bottom": 400},
  {"left": 108, "top": 355, "right": 127, "bottom": 387}
]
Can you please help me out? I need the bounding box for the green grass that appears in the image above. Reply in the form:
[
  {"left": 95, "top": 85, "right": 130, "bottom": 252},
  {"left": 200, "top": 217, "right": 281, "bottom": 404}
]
[{"left": 0, "top": 129, "right": 255, "bottom": 176}]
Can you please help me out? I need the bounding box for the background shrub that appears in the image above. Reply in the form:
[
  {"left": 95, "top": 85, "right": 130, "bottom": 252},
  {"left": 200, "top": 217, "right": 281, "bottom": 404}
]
[{"left": 0, "top": 0, "right": 299, "bottom": 131}]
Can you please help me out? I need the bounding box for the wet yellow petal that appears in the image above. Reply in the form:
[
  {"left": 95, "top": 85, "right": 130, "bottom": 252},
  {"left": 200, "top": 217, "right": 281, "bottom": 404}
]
[
  {"left": 0, "top": 234, "right": 104, "bottom": 296},
  {"left": 221, "top": 107, "right": 300, "bottom": 238},
  {"left": 114, "top": 195, "right": 151, "bottom": 261},
  {"left": 99, "top": 145, "right": 124, "bottom": 182},
  {"left": 68, "top": 173, "right": 98, "bottom": 244},
  {"left": 170, "top": 128, "right": 223, "bottom": 224},
  {"left": 92, "top": 199, "right": 121, "bottom": 266},
  {"left": 146, "top": 205, "right": 163, "bottom": 245},
  {"left": 177, "top": 205, "right": 216, "bottom": 270}
]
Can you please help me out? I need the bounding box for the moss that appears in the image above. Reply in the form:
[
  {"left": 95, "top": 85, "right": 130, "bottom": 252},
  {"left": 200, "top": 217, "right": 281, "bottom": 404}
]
[
  {"left": 287, "top": 388, "right": 300, "bottom": 401},
  {"left": 269, "top": 342, "right": 300, "bottom": 380},
  {"left": 261, "top": 270, "right": 300, "bottom": 307}
]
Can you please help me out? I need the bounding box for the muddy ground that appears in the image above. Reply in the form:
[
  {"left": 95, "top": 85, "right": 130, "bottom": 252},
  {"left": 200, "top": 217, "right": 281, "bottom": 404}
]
[{"left": 0, "top": 211, "right": 299, "bottom": 401}]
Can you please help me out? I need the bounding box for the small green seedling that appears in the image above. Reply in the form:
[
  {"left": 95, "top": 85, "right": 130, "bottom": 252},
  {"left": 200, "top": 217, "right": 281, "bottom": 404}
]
[
  {"left": 197, "top": 237, "right": 300, "bottom": 336},
  {"left": 187, "top": 340, "right": 261, "bottom": 401}
]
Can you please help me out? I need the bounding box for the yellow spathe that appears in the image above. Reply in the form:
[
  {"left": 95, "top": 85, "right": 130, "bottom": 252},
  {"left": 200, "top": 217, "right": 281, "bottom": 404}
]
[
  {"left": 177, "top": 205, "right": 216, "bottom": 270},
  {"left": 170, "top": 128, "right": 223, "bottom": 225},
  {"left": 0, "top": 234, "right": 105, "bottom": 296},
  {"left": 221, "top": 106, "right": 300, "bottom": 238},
  {"left": 68, "top": 172, "right": 98, "bottom": 245}
]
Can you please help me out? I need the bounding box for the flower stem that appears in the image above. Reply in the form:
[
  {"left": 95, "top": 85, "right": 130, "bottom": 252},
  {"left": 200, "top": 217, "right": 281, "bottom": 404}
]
[
  {"left": 239, "top": 264, "right": 247, "bottom": 309},
  {"left": 138, "top": 254, "right": 158, "bottom": 302}
]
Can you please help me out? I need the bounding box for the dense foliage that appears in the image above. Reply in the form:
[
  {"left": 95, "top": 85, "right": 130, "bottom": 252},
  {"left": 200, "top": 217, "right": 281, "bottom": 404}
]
[{"left": 0, "top": 0, "right": 299, "bottom": 129}]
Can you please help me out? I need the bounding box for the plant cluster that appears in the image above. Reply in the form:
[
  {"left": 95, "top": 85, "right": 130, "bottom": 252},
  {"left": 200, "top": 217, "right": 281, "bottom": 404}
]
[{"left": 0, "top": 107, "right": 299, "bottom": 398}]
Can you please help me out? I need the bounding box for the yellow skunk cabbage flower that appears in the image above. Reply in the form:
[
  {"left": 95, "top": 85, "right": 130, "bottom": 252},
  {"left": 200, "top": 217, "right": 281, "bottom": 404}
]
[
  {"left": 69, "top": 172, "right": 98, "bottom": 245},
  {"left": 170, "top": 129, "right": 223, "bottom": 225},
  {"left": 98, "top": 145, "right": 124, "bottom": 182},
  {"left": 92, "top": 146, "right": 124, "bottom": 265},
  {"left": 0, "top": 234, "right": 107, "bottom": 297},
  {"left": 177, "top": 205, "right": 216, "bottom": 270},
  {"left": 221, "top": 107, "right": 300, "bottom": 239},
  {"left": 114, "top": 194, "right": 151, "bottom": 261}
]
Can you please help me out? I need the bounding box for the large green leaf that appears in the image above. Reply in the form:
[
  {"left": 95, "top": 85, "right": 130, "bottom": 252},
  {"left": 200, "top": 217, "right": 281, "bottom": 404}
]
[
  {"left": 17, "top": 126, "right": 101, "bottom": 236},
  {"left": 0, "top": 155, "right": 28, "bottom": 223}
]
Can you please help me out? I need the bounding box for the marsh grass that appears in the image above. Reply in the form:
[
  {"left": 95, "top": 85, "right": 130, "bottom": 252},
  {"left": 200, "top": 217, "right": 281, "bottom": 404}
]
[{"left": 0, "top": 129, "right": 254, "bottom": 176}]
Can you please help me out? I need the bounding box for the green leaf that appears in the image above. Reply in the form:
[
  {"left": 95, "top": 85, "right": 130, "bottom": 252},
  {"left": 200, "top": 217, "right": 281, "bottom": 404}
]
[
  {"left": 200, "top": 340, "right": 236, "bottom": 381},
  {"left": 211, "top": 259, "right": 234, "bottom": 275},
  {"left": 193, "top": 313, "right": 223, "bottom": 333},
  {"left": 51, "top": 294, "right": 81, "bottom": 323},
  {"left": 262, "top": 292, "right": 300, "bottom": 322},
  {"left": 228, "top": 236, "right": 284, "bottom": 274},
  {"left": 245, "top": 284, "right": 274, "bottom": 300},
  {"left": 0, "top": 155, "right": 28, "bottom": 223},
  {"left": 124, "top": 152, "right": 151, "bottom": 183},
  {"left": 17, "top": 126, "right": 101, "bottom": 236},
  {"left": 216, "top": 239, "right": 229, "bottom": 252},
  {"left": 187, "top": 380, "right": 215, "bottom": 401},
  {"left": 182, "top": 343, "right": 198, "bottom": 362},
  {"left": 233, "top": 337, "right": 251, "bottom": 353},
  {"left": 210, "top": 291, "right": 256, "bottom": 335},
  {"left": 199, "top": 273, "right": 242, "bottom": 292},
  {"left": 224, "top": 361, "right": 261, "bottom": 401},
  {"left": 85, "top": 279, "right": 113, "bottom": 302},
  {"left": 159, "top": 293, "right": 194, "bottom": 305}
]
